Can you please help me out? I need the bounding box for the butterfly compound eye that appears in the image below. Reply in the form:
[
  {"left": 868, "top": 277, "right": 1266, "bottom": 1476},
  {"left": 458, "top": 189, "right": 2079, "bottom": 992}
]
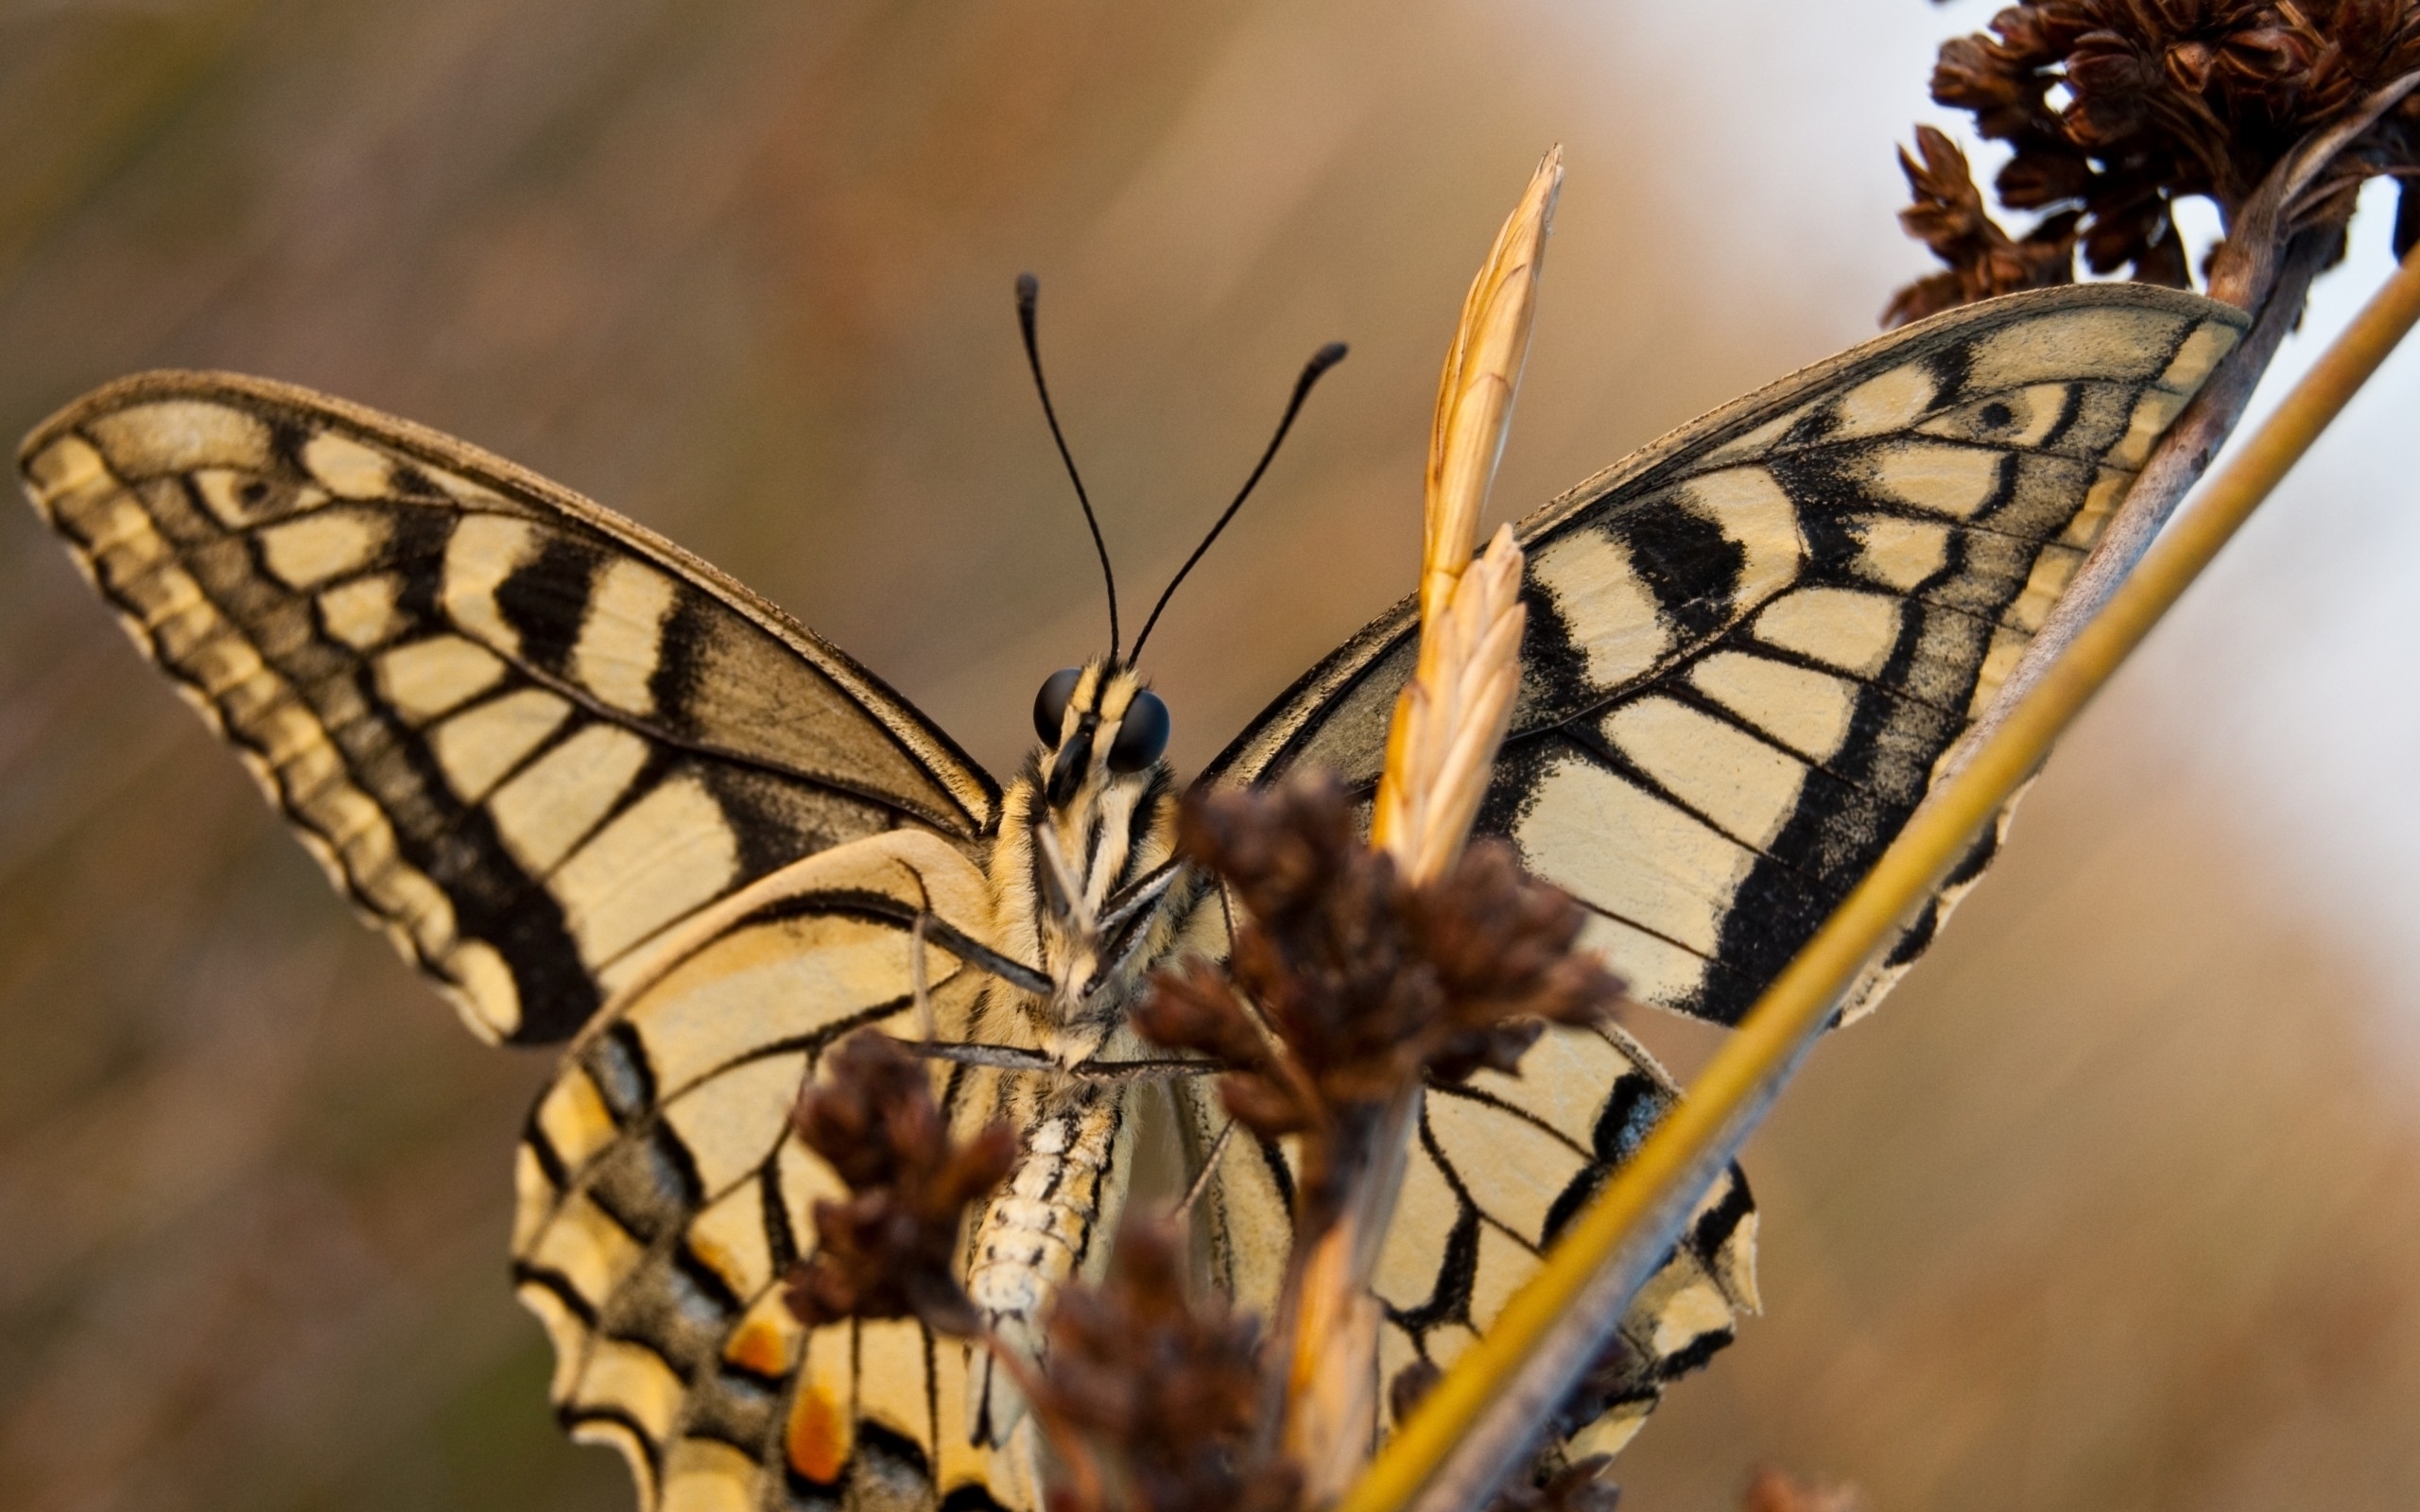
[
  {"left": 1033, "top": 668, "right": 1082, "bottom": 743},
  {"left": 1107, "top": 689, "right": 1170, "bottom": 773}
]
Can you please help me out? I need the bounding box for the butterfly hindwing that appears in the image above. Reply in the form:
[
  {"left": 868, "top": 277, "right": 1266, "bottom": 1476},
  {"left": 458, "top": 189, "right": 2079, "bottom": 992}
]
[
  {"left": 17, "top": 372, "right": 999, "bottom": 1045},
  {"left": 509, "top": 829, "right": 1046, "bottom": 1512},
  {"left": 1206, "top": 284, "right": 2248, "bottom": 1026},
  {"left": 1173, "top": 1016, "right": 1761, "bottom": 1462},
  {"left": 1385, "top": 1026, "right": 1757, "bottom": 1457}
]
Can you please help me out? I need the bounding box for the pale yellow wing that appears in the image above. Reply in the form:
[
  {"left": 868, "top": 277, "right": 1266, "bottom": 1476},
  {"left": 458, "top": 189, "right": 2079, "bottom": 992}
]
[{"left": 18, "top": 372, "right": 999, "bottom": 1045}]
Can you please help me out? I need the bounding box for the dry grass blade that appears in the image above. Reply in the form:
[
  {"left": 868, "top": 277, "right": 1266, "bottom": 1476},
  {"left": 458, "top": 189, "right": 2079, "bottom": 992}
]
[
  {"left": 1413, "top": 145, "right": 1560, "bottom": 644},
  {"left": 1340, "top": 231, "right": 2420, "bottom": 1512},
  {"left": 1373, "top": 145, "right": 1558, "bottom": 878},
  {"left": 1414, "top": 527, "right": 1526, "bottom": 880},
  {"left": 1285, "top": 149, "right": 1556, "bottom": 1503},
  {"left": 1376, "top": 524, "right": 1527, "bottom": 887}
]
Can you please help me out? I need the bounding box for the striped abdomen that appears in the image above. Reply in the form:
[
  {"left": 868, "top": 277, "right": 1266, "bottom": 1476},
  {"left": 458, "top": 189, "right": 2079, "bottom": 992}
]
[{"left": 964, "top": 1079, "right": 1128, "bottom": 1442}]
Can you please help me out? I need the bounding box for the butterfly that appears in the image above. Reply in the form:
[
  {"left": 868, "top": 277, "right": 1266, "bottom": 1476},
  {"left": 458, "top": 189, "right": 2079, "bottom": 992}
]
[{"left": 16, "top": 278, "right": 2245, "bottom": 1512}]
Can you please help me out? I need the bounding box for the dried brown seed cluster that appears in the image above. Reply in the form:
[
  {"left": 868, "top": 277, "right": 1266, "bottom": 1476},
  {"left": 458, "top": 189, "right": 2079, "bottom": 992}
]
[
  {"left": 1030, "top": 1218, "right": 1302, "bottom": 1512},
  {"left": 1890, "top": 0, "right": 2420, "bottom": 323},
  {"left": 1137, "top": 774, "right": 1626, "bottom": 1213},
  {"left": 1891, "top": 125, "right": 2090, "bottom": 320},
  {"left": 781, "top": 1028, "right": 1016, "bottom": 1336}
]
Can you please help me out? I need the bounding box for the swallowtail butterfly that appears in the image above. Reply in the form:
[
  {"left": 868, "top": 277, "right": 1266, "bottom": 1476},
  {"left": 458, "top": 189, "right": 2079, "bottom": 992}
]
[{"left": 17, "top": 280, "right": 2245, "bottom": 1511}]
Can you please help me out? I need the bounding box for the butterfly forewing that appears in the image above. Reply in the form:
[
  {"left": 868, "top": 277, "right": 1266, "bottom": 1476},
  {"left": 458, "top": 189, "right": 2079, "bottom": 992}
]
[
  {"left": 18, "top": 372, "right": 998, "bottom": 1045},
  {"left": 1206, "top": 284, "right": 2248, "bottom": 1025}
]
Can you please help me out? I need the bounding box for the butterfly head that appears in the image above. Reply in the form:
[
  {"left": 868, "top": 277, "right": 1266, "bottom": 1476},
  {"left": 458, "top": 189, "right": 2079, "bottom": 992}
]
[
  {"left": 1031, "top": 659, "right": 1170, "bottom": 811},
  {"left": 992, "top": 277, "right": 1337, "bottom": 1052},
  {"left": 991, "top": 656, "right": 1180, "bottom": 1057}
]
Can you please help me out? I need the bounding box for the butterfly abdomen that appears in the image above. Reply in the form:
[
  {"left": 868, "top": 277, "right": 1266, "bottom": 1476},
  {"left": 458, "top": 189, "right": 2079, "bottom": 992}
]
[{"left": 965, "top": 1080, "right": 1131, "bottom": 1442}]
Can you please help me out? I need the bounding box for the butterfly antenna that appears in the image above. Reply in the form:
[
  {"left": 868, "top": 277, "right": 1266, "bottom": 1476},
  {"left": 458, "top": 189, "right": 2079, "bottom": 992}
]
[
  {"left": 1130, "top": 340, "right": 1347, "bottom": 660},
  {"left": 1018, "top": 274, "right": 1120, "bottom": 659}
]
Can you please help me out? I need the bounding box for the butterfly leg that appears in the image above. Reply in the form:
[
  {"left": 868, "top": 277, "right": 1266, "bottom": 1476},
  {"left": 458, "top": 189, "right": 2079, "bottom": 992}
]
[{"left": 913, "top": 911, "right": 1052, "bottom": 997}]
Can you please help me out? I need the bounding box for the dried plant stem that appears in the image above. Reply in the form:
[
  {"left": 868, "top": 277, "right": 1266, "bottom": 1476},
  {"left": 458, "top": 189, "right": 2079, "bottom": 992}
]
[
  {"left": 1340, "top": 235, "right": 2420, "bottom": 1512},
  {"left": 1284, "top": 150, "right": 1557, "bottom": 1503},
  {"left": 1278, "top": 1107, "right": 1408, "bottom": 1499},
  {"left": 2206, "top": 69, "right": 2420, "bottom": 309}
]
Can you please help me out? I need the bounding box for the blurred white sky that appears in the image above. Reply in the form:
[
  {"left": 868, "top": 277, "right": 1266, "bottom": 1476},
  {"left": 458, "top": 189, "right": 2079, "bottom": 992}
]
[{"left": 2158, "top": 190, "right": 2420, "bottom": 1050}]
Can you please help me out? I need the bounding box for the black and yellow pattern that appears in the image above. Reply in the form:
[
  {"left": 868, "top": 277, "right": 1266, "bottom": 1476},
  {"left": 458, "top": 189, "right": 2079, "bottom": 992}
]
[
  {"left": 509, "top": 830, "right": 1028, "bottom": 1512},
  {"left": 19, "top": 372, "right": 997, "bottom": 1045},
  {"left": 17, "top": 282, "right": 2248, "bottom": 1512}
]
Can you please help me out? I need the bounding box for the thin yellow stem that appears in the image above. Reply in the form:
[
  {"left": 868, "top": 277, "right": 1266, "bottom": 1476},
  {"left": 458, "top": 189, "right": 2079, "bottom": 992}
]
[{"left": 1340, "top": 243, "right": 2420, "bottom": 1512}]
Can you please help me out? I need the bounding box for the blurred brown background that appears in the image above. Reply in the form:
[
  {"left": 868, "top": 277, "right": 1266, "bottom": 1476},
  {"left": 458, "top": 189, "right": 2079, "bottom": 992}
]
[{"left": 3, "top": 3, "right": 2416, "bottom": 1509}]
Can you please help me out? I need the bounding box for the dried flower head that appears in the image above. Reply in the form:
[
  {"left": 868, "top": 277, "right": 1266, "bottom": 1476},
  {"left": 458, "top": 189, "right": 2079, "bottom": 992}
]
[
  {"left": 782, "top": 1028, "right": 1016, "bottom": 1335},
  {"left": 1028, "top": 1217, "right": 1302, "bottom": 1512},
  {"left": 1886, "top": 126, "right": 2087, "bottom": 324},
  {"left": 1890, "top": 0, "right": 2420, "bottom": 322},
  {"left": 1137, "top": 773, "right": 1627, "bottom": 1216}
]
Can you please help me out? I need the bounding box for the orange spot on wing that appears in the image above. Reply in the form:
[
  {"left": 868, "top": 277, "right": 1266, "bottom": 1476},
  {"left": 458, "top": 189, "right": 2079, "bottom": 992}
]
[
  {"left": 786, "top": 1386, "right": 849, "bottom": 1485},
  {"left": 725, "top": 1315, "right": 795, "bottom": 1378}
]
